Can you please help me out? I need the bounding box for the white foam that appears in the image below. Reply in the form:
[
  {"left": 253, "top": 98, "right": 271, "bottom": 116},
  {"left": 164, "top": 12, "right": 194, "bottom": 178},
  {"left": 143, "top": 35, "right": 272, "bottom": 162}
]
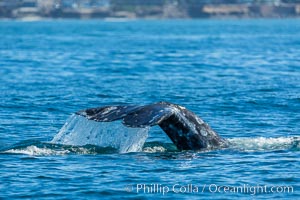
[
  {"left": 143, "top": 146, "right": 167, "bottom": 153},
  {"left": 5, "top": 145, "right": 70, "bottom": 156},
  {"left": 228, "top": 137, "right": 299, "bottom": 152},
  {"left": 51, "top": 114, "right": 149, "bottom": 153}
]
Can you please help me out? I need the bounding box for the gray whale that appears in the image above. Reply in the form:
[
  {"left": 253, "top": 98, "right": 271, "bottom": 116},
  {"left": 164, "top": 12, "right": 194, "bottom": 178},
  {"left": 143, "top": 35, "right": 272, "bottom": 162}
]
[{"left": 76, "top": 102, "right": 228, "bottom": 151}]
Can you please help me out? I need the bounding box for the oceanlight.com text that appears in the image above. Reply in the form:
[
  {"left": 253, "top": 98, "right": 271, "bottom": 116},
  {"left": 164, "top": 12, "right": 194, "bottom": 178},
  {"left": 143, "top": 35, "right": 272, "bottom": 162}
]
[{"left": 124, "top": 183, "right": 294, "bottom": 196}]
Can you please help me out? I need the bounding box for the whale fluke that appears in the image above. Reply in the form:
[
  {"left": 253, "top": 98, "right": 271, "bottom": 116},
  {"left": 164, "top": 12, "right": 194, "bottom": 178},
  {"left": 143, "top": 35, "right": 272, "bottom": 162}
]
[{"left": 76, "top": 102, "right": 227, "bottom": 151}]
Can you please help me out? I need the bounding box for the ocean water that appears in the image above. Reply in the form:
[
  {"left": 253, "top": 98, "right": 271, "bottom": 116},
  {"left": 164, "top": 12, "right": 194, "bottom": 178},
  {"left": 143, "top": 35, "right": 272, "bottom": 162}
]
[{"left": 0, "top": 19, "right": 299, "bottom": 199}]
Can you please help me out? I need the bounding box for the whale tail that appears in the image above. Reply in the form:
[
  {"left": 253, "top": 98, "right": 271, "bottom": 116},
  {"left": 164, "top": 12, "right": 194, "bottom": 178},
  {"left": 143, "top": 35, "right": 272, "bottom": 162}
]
[
  {"left": 76, "top": 102, "right": 227, "bottom": 150},
  {"left": 76, "top": 102, "right": 173, "bottom": 127}
]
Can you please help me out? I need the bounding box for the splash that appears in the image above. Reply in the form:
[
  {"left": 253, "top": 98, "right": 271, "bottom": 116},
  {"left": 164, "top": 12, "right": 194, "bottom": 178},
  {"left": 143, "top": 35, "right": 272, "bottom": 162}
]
[
  {"left": 228, "top": 136, "right": 300, "bottom": 152},
  {"left": 5, "top": 145, "right": 69, "bottom": 156},
  {"left": 2, "top": 136, "right": 299, "bottom": 156},
  {"left": 51, "top": 114, "right": 149, "bottom": 153},
  {"left": 143, "top": 146, "right": 167, "bottom": 153},
  {"left": 1, "top": 140, "right": 118, "bottom": 156},
  {"left": 142, "top": 142, "right": 178, "bottom": 153}
]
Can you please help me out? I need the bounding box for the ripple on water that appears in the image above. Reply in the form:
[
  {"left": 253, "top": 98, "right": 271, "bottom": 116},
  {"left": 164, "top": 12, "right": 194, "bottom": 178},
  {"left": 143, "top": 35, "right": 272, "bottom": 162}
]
[{"left": 0, "top": 20, "right": 300, "bottom": 199}]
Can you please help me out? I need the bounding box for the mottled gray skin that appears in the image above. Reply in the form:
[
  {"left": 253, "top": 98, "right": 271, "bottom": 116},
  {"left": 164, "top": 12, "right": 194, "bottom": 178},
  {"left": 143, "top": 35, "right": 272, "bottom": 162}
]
[{"left": 76, "top": 102, "right": 228, "bottom": 151}]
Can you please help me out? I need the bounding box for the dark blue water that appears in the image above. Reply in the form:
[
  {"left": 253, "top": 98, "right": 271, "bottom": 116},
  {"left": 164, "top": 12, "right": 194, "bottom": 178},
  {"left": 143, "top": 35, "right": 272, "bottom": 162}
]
[{"left": 0, "top": 19, "right": 299, "bottom": 199}]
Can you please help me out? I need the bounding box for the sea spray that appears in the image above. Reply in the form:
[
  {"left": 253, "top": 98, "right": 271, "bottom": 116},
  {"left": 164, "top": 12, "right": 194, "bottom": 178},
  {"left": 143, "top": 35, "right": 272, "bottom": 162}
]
[
  {"left": 51, "top": 114, "right": 149, "bottom": 153},
  {"left": 228, "top": 137, "right": 300, "bottom": 152}
]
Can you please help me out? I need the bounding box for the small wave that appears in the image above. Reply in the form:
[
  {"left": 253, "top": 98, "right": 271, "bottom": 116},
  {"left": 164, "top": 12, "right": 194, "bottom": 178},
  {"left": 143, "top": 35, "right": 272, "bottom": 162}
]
[
  {"left": 2, "top": 141, "right": 178, "bottom": 156},
  {"left": 142, "top": 142, "right": 178, "bottom": 153},
  {"left": 2, "top": 136, "right": 299, "bottom": 156},
  {"left": 141, "top": 137, "right": 300, "bottom": 154},
  {"left": 1, "top": 140, "right": 118, "bottom": 156},
  {"left": 143, "top": 146, "right": 166, "bottom": 153},
  {"left": 228, "top": 136, "right": 300, "bottom": 152},
  {"left": 5, "top": 145, "right": 69, "bottom": 156}
]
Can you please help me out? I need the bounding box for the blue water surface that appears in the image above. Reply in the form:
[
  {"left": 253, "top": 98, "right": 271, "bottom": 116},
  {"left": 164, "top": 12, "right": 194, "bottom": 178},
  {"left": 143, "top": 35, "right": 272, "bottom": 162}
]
[{"left": 0, "top": 19, "right": 299, "bottom": 199}]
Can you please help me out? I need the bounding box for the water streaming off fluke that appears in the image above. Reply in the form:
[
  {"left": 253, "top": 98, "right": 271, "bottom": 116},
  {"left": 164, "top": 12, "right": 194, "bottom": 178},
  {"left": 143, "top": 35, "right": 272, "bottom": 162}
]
[{"left": 51, "top": 114, "right": 149, "bottom": 153}]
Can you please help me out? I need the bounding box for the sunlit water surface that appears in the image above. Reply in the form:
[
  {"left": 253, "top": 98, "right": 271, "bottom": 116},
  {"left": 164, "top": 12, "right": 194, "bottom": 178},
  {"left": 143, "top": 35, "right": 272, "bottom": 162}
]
[{"left": 0, "top": 19, "right": 299, "bottom": 199}]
